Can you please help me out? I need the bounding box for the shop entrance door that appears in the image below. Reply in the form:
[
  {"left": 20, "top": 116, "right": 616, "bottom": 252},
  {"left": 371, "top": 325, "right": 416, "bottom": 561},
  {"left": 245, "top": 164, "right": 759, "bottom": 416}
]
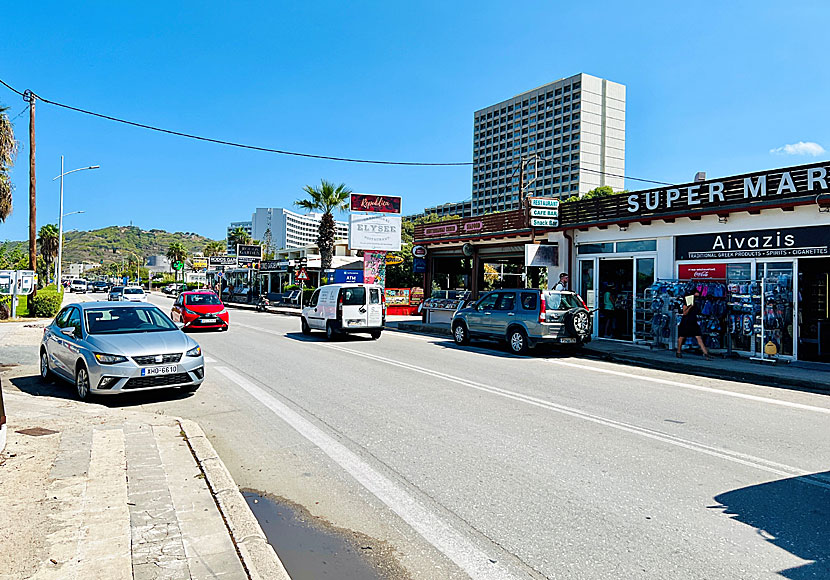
[
  {"left": 798, "top": 257, "right": 830, "bottom": 362},
  {"left": 598, "top": 259, "right": 634, "bottom": 340}
]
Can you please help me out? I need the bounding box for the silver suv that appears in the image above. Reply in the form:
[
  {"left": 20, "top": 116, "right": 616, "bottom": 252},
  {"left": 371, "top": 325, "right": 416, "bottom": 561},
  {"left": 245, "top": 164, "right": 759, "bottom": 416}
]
[{"left": 451, "top": 289, "right": 592, "bottom": 354}]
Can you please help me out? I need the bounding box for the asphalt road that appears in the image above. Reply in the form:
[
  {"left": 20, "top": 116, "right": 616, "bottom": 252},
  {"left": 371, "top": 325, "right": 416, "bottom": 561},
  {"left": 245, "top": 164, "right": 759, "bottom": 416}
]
[{"left": 34, "top": 292, "right": 830, "bottom": 579}]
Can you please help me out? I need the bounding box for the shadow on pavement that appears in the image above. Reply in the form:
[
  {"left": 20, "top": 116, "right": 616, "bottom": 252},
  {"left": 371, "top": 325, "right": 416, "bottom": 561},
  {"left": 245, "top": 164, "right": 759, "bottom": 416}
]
[
  {"left": 283, "top": 332, "right": 380, "bottom": 344},
  {"left": 9, "top": 374, "right": 194, "bottom": 407},
  {"left": 433, "top": 339, "right": 585, "bottom": 360},
  {"left": 712, "top": 472, "right": 830, "bottom": 579}
]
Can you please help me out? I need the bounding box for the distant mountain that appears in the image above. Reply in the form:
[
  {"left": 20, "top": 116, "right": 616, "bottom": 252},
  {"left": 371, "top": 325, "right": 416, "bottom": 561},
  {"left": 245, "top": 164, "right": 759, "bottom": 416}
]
[{"left": 55, "top": 226, "right": 220, "bottom": 265}]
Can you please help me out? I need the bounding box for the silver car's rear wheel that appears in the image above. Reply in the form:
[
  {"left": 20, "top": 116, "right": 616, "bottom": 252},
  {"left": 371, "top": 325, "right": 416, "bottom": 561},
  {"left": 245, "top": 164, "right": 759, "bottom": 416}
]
[
  {"left": 40, "top": 350, "right": 53, "bottom": 382},
  {"left": 75, "top": 366, "right": 91, "bottom": 400}
]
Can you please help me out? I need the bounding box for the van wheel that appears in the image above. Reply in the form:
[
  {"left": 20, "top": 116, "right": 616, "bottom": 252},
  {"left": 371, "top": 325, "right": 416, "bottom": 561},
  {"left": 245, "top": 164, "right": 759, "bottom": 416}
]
[
  {"left": 507, "top": 328, "right": 529, "bottom": 355},
  {"left": 452, "top": 322, "right": 470, "bottom": 345},
  {"left": 370, "top": 330, "right": 381, "bottom": 340},
  {"left": 301, "top": 317, "right": 311, "bottom": 335},
  {"left": 326, "top": 322, "right": 339, "bottom": 341}
]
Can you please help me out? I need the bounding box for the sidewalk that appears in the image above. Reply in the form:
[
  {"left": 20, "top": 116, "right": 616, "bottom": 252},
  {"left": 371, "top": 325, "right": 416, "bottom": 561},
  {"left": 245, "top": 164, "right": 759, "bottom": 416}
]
[
  {"left": 0, "top": 318, "right": 290, "bottom": 580},
  {"left": 388, "top": 320, "right": 830, "bottom": 394}
]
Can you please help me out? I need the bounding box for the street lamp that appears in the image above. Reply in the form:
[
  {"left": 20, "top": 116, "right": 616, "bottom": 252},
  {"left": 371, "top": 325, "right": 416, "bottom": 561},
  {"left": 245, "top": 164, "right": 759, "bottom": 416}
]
[
  {"left": 53, "top": 157, "right": 99, "bottom": 286},
  {"left": 54, "top": 211, "right": 84, "bottom": 283}
]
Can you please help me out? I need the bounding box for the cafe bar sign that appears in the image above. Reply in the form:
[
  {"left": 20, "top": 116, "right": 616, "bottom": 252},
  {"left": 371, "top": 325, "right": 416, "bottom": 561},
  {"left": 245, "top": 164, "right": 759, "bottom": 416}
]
[{"left": 676, "top": 225, "right": 830, "bottom": 260}]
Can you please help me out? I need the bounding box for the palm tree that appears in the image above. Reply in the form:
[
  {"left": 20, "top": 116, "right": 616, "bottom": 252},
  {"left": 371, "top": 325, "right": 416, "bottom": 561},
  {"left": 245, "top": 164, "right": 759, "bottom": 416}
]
[
  {"left": 166, "top": 242, "right": 188, "bottom": 281},
  {"left": 203, "top": 240, "right": 225, "bottom": 256},
  {"left": 38, "top": 223, "right": 60, "bottom": 283},
  {"left": 295, "top": 179, "right": 352, "bottom": 270},
  {"left": 0, "top": 105, "right": 19, "bottom": 223},
  {"left": 227, "top": 227, "right": 252, "bottom": 254}
]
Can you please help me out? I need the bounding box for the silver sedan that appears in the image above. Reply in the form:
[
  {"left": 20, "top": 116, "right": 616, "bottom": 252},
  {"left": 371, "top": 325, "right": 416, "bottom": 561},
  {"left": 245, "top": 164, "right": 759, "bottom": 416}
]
[{"left": 39, "top": 301, "right": 205, "bottom": 400}]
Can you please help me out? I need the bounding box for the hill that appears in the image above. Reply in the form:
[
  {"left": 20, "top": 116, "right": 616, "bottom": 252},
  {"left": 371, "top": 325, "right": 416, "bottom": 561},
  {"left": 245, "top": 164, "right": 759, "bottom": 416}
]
[{"left": 57, "top": 226, "right": 219, "bottom": 265}]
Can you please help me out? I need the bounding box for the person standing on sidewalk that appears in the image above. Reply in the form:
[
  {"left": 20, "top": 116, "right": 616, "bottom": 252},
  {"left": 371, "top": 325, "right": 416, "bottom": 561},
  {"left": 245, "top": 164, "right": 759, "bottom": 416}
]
[
  {"left": 553, "top": 272, "right": 569, "bottom": 291},
  {"left": 677, "top": 290, "right": 712, "bottom": 359}
]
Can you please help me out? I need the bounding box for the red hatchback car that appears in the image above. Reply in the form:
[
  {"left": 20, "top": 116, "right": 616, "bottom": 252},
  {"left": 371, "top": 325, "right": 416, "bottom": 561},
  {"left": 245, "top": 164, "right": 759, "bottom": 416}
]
[{"left": 171, "top": 290, "right": 229, "bottom": 331}]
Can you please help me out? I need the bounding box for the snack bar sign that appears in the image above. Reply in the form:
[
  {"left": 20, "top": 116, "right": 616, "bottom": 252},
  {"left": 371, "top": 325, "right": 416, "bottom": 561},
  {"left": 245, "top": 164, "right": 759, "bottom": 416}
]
[{"left": 675, "top": 225, "right": 830, "bottom": 260}]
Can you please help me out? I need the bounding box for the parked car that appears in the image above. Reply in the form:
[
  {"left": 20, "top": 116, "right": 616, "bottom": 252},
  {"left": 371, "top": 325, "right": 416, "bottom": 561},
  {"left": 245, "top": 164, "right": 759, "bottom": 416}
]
[
  {"left": 162, "top": 284, "right": 178, "bottom": 295},
  {"left": 122, "top": 286, "right": 147, "bottom": 302},
  {"left": 108, "top": 286, "right": 124, "bottom": 301},
  {"left": 39, "top": 302, "right": 205, "bottom": 400},
  {"left": 451, "top": 289, "right": 592, "bottom": 355},
  {"left": 170, "top": 290, "right": 229, "bottom": 331},
  {"left": 91, "top": 281, "right": 109, "bottom": 293},
  {"left": 70, "top": 279, "right": 88, "bottom": 293},
  {"left": 301, "top": 283, "right": 384, "bottom": 340}
]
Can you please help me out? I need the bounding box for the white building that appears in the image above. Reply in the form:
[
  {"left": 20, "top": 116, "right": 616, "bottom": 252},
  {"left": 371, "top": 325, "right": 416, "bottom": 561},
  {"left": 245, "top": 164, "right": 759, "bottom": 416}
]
[
  {"left": 251, "top": 207, "right": 348, "bottom": 253},
  {"left": 66, "top": 263, "right": 97, "bottom": 278},
  {"left": 226, "top": 221, "right": 253, "bottom": 253},
  {"left": 472, "top": 72, "right": 625, "bottom": 214}
]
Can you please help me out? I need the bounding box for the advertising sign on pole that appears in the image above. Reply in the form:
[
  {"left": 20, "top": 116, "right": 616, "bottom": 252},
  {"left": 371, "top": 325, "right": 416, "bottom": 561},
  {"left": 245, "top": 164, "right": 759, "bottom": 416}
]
[
  {"left": 209, "top": 255, "right": 238, "bottom": 267},
  {"left": 363, "top": 251, "right": 387, "bottom": 287},
  {"left": 529, "top": 197, "right": 560, "bottom": 208},
  {"left": 529, "top": 208, "right": 559, "bottom": 218},
  {"left": 191, "top": 257, "right": 208, "bottom": 271},
  {"left": 529, "top": 218, "right": 559, "bottom": 228},
  {"left": 350, "top": 194, "right": 402, "bottom": 214},
  {"left": 349, "top": 214, "right": 402, "bottom": 252},
  {"left": 413, "top": 257, "right": 426, "bottom": 274},
  {"left": 237, "top": 244, "right": 263, "bottom": 259}
]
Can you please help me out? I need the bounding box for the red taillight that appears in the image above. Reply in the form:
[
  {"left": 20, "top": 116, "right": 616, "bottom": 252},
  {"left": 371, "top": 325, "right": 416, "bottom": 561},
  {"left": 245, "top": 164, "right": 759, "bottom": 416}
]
[
  {"left": 337, "top": 293, "right": 343, "bottom": 321},
  {"left": 539, "top": 293, "right": 546, "bottom": 322},
  {"left": 578, "top": 295, "right": 588, "bottom": 310}
]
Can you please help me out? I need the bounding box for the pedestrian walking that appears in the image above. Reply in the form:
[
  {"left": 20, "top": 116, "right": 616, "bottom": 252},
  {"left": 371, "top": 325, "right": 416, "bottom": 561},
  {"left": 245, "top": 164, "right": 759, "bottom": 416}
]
[
  {"left": 553, "top": 272, "right": 569, "bottom": 291},
  {"left": 677, "top": 290, "right": 712, "bottom": 359}
]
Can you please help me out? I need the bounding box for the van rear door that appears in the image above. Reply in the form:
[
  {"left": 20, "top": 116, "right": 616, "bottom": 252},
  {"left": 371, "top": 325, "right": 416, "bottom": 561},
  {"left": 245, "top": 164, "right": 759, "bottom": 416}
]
[
  {"left": 367, "top": 287, "right": 383, "bottom": 327},
  {"left": 339, "top": 286, "right": 369, "bottom": 329}
]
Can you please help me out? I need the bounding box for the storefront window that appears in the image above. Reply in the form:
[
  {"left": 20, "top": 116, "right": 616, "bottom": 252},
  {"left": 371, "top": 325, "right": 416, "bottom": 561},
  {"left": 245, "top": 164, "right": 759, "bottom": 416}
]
[
  {"left": 579, "top": 260, "right": 595, "bottom": 309},
  {"left": 616, "top": 240, "right": 657, "bottom": 253},
  {"left": 577, "top": 243, "right": 614, "bottom": 254},
  {"left": 726, "top": 263, "right": 751, "bottom": 281},
  {"left": 756, "top": 262, "right": 793, "bottom": 357}
]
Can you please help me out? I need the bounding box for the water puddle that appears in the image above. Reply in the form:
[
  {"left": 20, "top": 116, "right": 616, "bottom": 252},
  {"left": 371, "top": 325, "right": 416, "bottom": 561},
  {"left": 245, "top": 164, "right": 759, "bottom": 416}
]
[{"left": 243, "top": 490, "right": 406, "bottom": 580}]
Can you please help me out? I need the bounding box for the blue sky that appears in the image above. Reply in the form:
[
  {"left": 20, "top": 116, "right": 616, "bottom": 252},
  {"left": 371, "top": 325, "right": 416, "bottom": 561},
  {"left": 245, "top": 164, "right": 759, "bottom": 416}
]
[{"left": 1, "top": 1, "right": 828, "bottom": 242}]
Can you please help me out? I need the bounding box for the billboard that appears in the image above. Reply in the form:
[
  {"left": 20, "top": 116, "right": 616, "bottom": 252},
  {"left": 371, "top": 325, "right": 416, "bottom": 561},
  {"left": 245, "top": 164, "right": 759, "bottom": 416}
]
[
  {"left": 237, "top": 244, "right": 263, "bottom": 259},
  {"left": 209, "top": 255, "right": 237, "bottom": 266},
  {"left": 363, "top": 251, "right": 387, "bottom": 287},
  {"left": 349, "top": 214, "right": 402, "bottom": 251},
  {"left": 350, "top": 194, "right": 402, "bottom": 214}
]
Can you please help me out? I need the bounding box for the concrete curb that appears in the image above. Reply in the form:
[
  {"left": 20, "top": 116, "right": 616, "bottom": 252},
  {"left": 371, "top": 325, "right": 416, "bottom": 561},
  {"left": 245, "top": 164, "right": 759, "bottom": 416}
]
[{"left": 178, "top": 418, "right": 292, "bottom": 580}]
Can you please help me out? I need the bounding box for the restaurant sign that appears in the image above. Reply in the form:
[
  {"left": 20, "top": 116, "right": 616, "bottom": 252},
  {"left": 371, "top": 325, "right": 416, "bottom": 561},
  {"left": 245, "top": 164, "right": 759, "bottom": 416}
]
[
  {"left": 676, "top": 225, "right": 830, "bottom": 260},
  {"left": 529, "top": 197, "right": 560, "bottom": 208},
  {"left": 350, "top": 194, "right": 402, "bottom": 214}
]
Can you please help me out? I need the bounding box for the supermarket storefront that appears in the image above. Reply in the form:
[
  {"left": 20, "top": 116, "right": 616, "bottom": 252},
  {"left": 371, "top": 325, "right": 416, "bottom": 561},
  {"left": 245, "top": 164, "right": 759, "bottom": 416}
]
[{"left": 556, "top": 160, "right": 830, "bottom": 362}]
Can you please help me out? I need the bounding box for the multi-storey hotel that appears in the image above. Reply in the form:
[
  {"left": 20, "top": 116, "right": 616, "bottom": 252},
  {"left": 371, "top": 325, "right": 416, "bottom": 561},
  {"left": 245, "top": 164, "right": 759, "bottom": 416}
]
[{"left": 251, "top": 208, "right": 348, "bottom": 252}]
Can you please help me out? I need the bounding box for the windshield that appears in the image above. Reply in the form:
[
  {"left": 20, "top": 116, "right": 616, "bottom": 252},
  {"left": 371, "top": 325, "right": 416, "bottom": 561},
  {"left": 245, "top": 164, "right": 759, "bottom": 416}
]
[
  {"left": 124, "top": 288, "right": 144, "bottom": 295},
  {"left": 185, "top": 293, "right": 222, "bottom": 306},
  {"left": 111, "top": 287, "right": 123, "bottom": 293},
  {"left": 73, "top": 280, "right": 86, "bottom": 285},
  {"left": 340, "top": 287, "right": 366, "bottom": 306},
  {"left": 543, "top": 291, "right": 584, "bottom": 310},
  {"left": 85, "top": 306, "right": 177, "bottom": 334}
]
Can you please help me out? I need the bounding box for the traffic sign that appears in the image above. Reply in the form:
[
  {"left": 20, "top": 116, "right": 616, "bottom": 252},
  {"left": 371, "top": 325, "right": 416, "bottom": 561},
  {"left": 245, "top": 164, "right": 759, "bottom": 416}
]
[
  {"left": 529, "top": 197, "right": 560, "bottom": 208},
  {"left": 530, "top": 218, "right": 559, "bottom": 228},
  {"left": 295, "top": 267, "right": 309, "bottom": 282},
  {"left": 530, "top": 208, "right": 559, "bottom": 218},
  {"left": 173, "top": 261, "right": 184, "bottom": 271}
]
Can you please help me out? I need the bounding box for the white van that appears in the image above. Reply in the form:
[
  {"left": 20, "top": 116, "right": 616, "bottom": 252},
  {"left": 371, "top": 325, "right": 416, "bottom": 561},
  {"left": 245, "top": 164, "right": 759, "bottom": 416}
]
[
  {"left": 70, "top": 279, "right": 88, "bottom": 293},
  {"left": 301, "top": 284, "right": 384, "bottom": 340}
]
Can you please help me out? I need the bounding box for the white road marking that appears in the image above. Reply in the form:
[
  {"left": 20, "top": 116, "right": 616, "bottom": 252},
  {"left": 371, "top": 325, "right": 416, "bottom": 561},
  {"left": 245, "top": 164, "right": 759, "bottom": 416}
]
[
  {"left": 544, "top": 358, "right": 830, "bottom": 415},
  {"left": 203, "top": 356, "right": 216, "bottom": 363},
  {"left": 319, "top": 343, "right": 830, "bottom": 490},
  {"left": 213, "top": 365, "right": 522, "bottom": 580}
]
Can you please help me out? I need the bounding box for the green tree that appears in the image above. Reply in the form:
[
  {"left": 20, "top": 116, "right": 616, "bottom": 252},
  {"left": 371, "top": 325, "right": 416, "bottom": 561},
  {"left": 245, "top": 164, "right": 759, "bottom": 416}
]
[
  {"left": 228, "top": 227, "right": 252, "bottom": 253},
  {"left": 0, "top": 105, "right": 19, "bottom": 222},
  {"left": 203, "top": 240, "right": 225, "bottom": 256},
  {"left": 295, "top": 179, "right": 352, "bottom": 270},
  {"left": 562, "top": 185, "right": 628, "bottom": 204},
  {"left": 38, "top": 223, "right": 60, "bottom": 283}
]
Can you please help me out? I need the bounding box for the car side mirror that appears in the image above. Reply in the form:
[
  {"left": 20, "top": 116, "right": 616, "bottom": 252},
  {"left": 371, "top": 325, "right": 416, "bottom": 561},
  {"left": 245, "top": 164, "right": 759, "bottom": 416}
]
[{"left": 60, "top": 327, "right": 76, "bottom": 337}]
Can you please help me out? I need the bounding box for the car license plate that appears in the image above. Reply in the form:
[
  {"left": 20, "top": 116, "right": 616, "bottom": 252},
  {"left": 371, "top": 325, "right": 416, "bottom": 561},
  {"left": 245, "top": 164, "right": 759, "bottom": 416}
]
[
  {"left": 201, "top": 318, "right": 217, "bottom": 324},
  {"left": 141, "top": 365, "right": 178, "bottom": 376},
  {"left": 560, "top": 337, "right": 577, "bottom": 344},
  {"left": 347, "top": 319, "right": 362, "bottom": 327}
]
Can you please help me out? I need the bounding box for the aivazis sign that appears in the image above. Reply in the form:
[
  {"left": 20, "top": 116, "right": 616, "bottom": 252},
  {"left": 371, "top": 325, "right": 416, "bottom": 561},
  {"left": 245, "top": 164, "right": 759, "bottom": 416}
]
[{"left": 676, "top": 225, "right": 830, "bottom": 260}]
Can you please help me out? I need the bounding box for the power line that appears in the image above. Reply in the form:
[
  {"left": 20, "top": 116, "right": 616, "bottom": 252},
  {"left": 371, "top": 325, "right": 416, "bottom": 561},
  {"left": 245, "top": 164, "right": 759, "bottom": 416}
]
[{"left": 0, "top": 77, "right": 673, "bottom": 185}]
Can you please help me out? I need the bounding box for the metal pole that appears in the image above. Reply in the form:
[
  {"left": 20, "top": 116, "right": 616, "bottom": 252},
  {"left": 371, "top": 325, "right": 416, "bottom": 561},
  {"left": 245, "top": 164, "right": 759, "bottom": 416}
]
[
  {"left": 57, "top": 155, "right": 64, "bottom": 287},
  {"left": 27, "top": 93, "right": 36, "bottom": 298}
]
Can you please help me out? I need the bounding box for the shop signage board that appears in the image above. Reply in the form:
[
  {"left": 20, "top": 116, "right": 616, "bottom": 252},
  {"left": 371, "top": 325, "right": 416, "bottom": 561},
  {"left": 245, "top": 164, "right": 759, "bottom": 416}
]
[
  {"left": 209, "top": 255, "right": 237, "bottom": 266},
  {"left": 677, "top": 264, "right": 728, "bottom": 280},
  {"left": 525, "top": 244, "right": 558, "bottom": 267},
  {"left": 350, "top": 194, "right": 402, "bottom": 214},
  {"left": 410, "top": 287, "right": 424, "bottom": 303},
  {"left": 529, "top": 197, "right": 560, "bottom": 208},
  {"left": 349, "top": 214, "right": 402, "bottom": 251},
  {"left": 412, "top": 257, "right": 426, "bottom": 273},
  {"left": 237, "top": 244, "right": 263, "bottom": 259},
  {"left": 334, "top": 269, "right": 363, "bottom": 284},
  {"left": 530, "top": 218, "right": 559, "bottom": 228},
  {"left": 675, "top": 225, "right": 830, "bottom": 260},
  {"left": 259, "top": 260, "right": 284, "bottom": 271},
  {"left": 529, "top": 208, "right": 559, "bottom": 218},
  {"left": 191, "top": 258, "right": 208, "bottom": 270},
  {"left": 385, "top": 254, "right": 404, "bottom": 266},
  {"left": 412, "top": 245, "right": 427, "bottom": 258}
]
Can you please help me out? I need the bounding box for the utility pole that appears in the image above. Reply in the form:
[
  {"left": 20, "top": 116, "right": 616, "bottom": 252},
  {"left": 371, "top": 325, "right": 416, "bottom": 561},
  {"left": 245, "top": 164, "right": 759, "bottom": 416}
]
[{"left": 24, "top": 90, "right": 36, "bottom": 297}]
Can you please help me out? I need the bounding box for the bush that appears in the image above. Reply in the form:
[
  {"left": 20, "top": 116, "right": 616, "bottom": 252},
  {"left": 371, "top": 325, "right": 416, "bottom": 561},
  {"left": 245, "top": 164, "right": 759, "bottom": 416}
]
[{"left": 30, "top": 286, "right": 63, "bottom": 318}]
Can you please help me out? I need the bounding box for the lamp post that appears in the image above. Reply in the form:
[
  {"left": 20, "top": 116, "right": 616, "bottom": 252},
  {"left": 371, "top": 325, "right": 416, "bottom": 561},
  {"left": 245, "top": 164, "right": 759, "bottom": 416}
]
[
  {"left": 54, "top": 210, "right": 85, "bottom": 283},
  {"left": 53, "top": 157, "right": 99, "bottom": 287}
]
